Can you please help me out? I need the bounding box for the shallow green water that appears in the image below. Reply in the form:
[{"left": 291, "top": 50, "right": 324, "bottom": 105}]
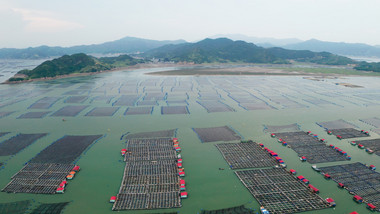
[{"left": 0, "top": 67, "right": 380, "bottom": 214}]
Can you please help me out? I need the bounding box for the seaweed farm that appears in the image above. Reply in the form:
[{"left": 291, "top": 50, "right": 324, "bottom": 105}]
[{"left": 1, "top": 65, "right": 380, "bottom": 213}]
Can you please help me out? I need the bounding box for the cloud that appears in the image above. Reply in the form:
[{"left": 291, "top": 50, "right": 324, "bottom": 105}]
[{"left": 12, "top": 8, "right": 83, "bottom": 33}]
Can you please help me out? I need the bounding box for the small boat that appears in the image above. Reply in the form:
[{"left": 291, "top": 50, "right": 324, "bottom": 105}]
[
  {"left": 110, "top": 196, "right": 116, "bottom": 203},
  {"left": 326, "top": 198, "right": 336, "bottom": 207},
  {"left": 367, "top": 203, "right": 376, "bottom": 211},
  {"left": 180, "top": 192, "right": 188, "bottom": 199},
  {"left": 311, "top": 165, "right": 320, "bottom": 172},
  {"left": 353, "top": 195, "right": 363, "bottom": 203},
  {"left": 72, "top": 165, "right": 80, "bottom": 172},
  {"left": 260, "top": 206, "right": 270, "bottom": 214},
  {"left": 56, "top": 187, "right": 64, "bottom": 194}
]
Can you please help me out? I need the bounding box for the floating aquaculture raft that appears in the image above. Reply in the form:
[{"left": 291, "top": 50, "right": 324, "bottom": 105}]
[
  {"left": 2, "top": 135, "right": 102, "bottom": 194},
  {"left": 0, "top": 200, "right": 31, "bottom": 214},
  {"left": 125, "top": 107, "right": 153, "bottom": 115},
  {"left": 64, "top": 96, "right": 88, "bottom": 103},
  {"left": 161, "top": 106, "right": 189, "bottom": 115},
  {"left": 0, "top": 133, "right": 47, "bottom": 156},
  {"left": 320, "top": 162, "right": 380, "bottom": 209},
  {"left": 264, "top": 123, "right": 300, "bottom": 133},
  {"left": 355, "top": 139, "right": 380, "bottom": 156},
  {"left": 200, "top": 205, "right": 254, "bottom": 214},
  {"left": 85, "top": 107, "right": 119, "bottom": 116},
  {"left": 193, "top": 126, "right": 241, "bottom": 143},
  {"left": 317, "top": 119, "right": 355, "bottom": 130},
  {"left": 0, "top": 132, "right": 10, "bottom": 138},
  {"left": 28, "top": 97, "right": 61, "bottom": 109},
  {"left": 360, "top": 117, "right": 380, "bottom": 128},
  {"left": 360, "top": 117, "right": 380, "bottom": 135},
  {"left": 274, "top": 131, "right": 348, "bottom": 164},
  {"left": 0, "top": 111, "right": 13, "bottom": 118},
  {"left": 124, "top": 129, "right": 177, "bottom": 140},
  {"left": 30, "top": 202, "right": 70, "bottom": 214},
  {"left": 51, "top": 105, "right": 89, "bottom": 117},
  {"left": 113, "top": 137, "right": 181, "bottom": 210},
  {"left": 215, "top": 142, "right": 277, "bottom": 169},
  {"left": 17, "top": 111, "right": 51, "bottom": 119},
  {"left": 2, "top": 163, "right": 74, "bottom": 194},
  {"left": 235, "top": 168, "right": 329, "bottom": 214},
  {"left": 329, "top": 128, "right": 368, "bottom": 139},
  {"left": 197, "top": 100, "right": 234, "bottom": 113}
]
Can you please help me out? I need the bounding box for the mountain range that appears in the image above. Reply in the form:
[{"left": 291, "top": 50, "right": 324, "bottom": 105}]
[
  {"left": 282, "top": 39, "right": 380, "bottom": 58},
  {"left": 0, "top": 37, "right": 185, "bottom": 59},
  {"left": 208, "top": 34, "right": 302, "bottom": 47},
  {"left": 210, "top": 34, "right": 380, "bottom": 59},
  {"left": 144, "top": 38, "right": 354, "bottom": 65},
  {"left": 2, "top": 35, "right": 380, "bottom": 60}
]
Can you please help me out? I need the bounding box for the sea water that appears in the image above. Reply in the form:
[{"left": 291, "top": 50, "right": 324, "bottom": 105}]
[{"left": 0, "top": 67, "right": 380, "bottom": 214}]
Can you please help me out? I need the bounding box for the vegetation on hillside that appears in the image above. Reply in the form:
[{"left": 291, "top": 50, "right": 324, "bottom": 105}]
[
  {"left": 144, "top": 38, "right": 355, "bottom": 65},
  {"left": 354, "top": 61, "right": 380, "bottom": 72},
  {"left": 8, "top": 53, "right": 142, "bottom": 82}
]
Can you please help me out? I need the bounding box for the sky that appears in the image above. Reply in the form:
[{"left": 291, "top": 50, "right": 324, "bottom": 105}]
[{"left": 1, "top": 0, "right": 380, "bottom": 48}]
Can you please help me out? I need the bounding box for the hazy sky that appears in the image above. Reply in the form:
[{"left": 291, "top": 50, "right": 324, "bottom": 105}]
[{"left": 1, "top": 0, "right": 380, "bottom": 48}]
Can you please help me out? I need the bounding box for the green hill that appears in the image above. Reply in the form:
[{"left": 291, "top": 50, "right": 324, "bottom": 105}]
[
  {"left": 354, "top": 61, "right": 380, "bottom": 72},
  {"left": 144, "top": 38, "right": 355, "bottom": 65},
  {"left": 8, "top": 53, "right": 143, "bottom": 82}
]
